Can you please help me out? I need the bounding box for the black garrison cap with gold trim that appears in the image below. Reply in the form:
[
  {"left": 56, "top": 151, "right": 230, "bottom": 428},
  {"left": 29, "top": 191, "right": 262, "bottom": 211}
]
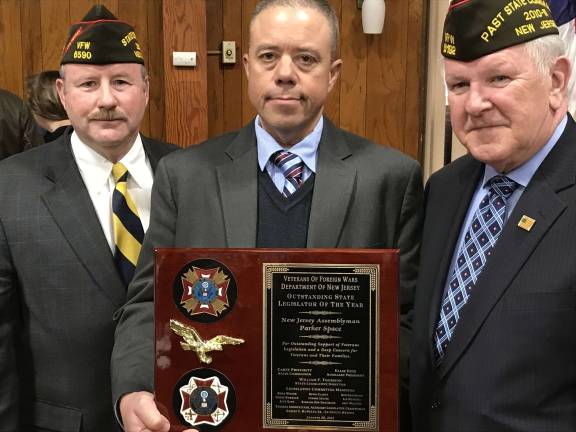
[
  {"left": 61, "top": 5, "right": 144, "bottom": 65},
  {"left": 441, "top": 0, "right": 559, "bottom": 61}
]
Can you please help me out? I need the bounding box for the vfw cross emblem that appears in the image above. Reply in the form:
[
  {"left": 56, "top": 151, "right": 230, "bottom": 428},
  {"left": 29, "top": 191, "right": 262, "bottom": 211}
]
[
  {"left": 181, "top": 266, "right": 230, "bottom": 316},
  {"left": 179, "top": 375, "right": 230, "bottom": 427}
]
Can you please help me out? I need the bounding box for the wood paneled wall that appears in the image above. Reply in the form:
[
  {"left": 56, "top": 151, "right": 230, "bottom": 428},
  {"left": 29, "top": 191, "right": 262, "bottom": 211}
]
[
  {"left": 162, "top": 0, "right": 208, "bottom": 147},
  {"left": 0, "top": 0, "right": 425, "bottom": 161}
]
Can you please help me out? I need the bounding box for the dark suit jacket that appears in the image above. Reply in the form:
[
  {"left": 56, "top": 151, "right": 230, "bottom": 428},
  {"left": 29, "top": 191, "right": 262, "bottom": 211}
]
[
  {"left": 112, "top": 118, "right": 423, "bottom": 417},
  {"left": 410, "top": 115, "right": 576, "bottom": 432},
  {"left": 0, "top": 131, "right": 177, "bottom": 432}
]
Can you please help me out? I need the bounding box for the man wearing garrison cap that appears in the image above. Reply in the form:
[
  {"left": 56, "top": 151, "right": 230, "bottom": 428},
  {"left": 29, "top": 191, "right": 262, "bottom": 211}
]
[
  {"left": 410, "top": 0, "right": 576, "bottom": 430},
  {"left": 0, "top": 5, "right": 177, "bottom": 432}
]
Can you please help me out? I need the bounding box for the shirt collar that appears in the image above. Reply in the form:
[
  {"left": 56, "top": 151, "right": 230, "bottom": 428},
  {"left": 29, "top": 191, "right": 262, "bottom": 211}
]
[
  {"left": 482, "top": 114, "right": 568, "bottom": 188},
  {"left": 118, "top": 135, "right": 150, "bottom": 189},
  {"left": 71, "top": 132, "right": 148, "bottom": 190},
  {"left": 256, "top": 115, "right": 323, "bottom": 173}
]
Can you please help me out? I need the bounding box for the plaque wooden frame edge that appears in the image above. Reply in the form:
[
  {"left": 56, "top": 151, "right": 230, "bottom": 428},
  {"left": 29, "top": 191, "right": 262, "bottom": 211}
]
[{"left": 153, "top": 248, "right": 399, "bottom": 432}]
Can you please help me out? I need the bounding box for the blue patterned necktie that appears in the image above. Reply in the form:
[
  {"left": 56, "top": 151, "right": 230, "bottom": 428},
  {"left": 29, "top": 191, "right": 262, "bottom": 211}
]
[
  {"left": 111, "top": 163, "right": 144, "bottom": 286},
  {"left": 434, "top": 175, "right": 519, "bottom": 361},
  {"left": 272, "top": 151, "right": 304, "bottom": 197}
]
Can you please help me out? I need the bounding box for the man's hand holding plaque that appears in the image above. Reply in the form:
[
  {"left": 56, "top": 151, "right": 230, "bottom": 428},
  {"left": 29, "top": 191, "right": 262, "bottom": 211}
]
[{"left": 120, "top": 391, "right": 198, "bottom": 432}]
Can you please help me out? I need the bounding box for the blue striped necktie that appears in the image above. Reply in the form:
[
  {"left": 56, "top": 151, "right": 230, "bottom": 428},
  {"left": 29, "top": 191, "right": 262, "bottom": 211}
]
[
  {"left": 111, "top": 163, "right": 144, "bottom": 286},
  {"left": 433, "top": 175, "right": 518, "bottom": 361},
  {"left": 272, "top": 151, "right": 304, "bottom": 197}
]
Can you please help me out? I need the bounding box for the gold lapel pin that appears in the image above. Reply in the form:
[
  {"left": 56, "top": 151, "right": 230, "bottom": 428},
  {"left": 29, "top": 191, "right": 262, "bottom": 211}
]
[{"left": 518, "top": 215, "right": 536, "bottom": 232}]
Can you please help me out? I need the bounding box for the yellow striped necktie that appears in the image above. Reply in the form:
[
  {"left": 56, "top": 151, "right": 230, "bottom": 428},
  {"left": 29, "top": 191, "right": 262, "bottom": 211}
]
[{"left": 111, "top": 162, "right": 144, "bottom": 286}]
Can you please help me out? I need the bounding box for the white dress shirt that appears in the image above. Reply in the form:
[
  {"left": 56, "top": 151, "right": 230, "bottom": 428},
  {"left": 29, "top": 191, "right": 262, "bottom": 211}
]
[{"left": 71, "top": 132, "right": 154, "bottom": 252}]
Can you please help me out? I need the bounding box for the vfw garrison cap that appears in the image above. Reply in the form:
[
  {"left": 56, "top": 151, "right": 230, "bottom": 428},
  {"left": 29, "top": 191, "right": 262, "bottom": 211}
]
[
  {"left": 441, "top": 0, "right": 559, "bottom": 61},
  {"left": 61, "top": 5, "right": 144, "bottom": 65}
]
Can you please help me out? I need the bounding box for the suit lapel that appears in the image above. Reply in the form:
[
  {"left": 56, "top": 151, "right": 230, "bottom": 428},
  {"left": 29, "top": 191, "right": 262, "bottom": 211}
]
[
  {"left": 438, "top": 175, "right": 566, "bottom": 378},
  {"left": 307, "top": 119, "right": 356, "bottom": 247},
  {"left": 141, "top": 135, "right": 172, "bottom": 172},
  {"left": 41, "top": 138, "right": 125, "bottom": 305},
  {"left": 426, "top": 159, "right": 484, "bottom": 363},
  {"left": 438, "top": 116, "right": 576, "bottom": 379},
  {"left": 216, "top": 124, "right": 258, "bottom": 247}
]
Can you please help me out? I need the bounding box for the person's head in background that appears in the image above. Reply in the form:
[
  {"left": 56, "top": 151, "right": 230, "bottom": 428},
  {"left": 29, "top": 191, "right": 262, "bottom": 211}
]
[{"left": 27, "top": 70, "right": 71, "bottom": 142}]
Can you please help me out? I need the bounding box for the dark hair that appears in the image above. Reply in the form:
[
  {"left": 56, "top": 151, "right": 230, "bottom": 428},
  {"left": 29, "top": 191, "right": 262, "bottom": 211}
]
[
  {"left": 26, "top": 70, "right": 68, "bottom": 121},
  {"left": 252, "top": 0, "right": 339, "bottom": 59}
]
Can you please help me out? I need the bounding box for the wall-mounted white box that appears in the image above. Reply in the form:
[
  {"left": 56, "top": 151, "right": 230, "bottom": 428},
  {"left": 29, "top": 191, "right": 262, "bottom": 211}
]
[{"left": 172, "top": 51, "right": 197, "bottom": 67}]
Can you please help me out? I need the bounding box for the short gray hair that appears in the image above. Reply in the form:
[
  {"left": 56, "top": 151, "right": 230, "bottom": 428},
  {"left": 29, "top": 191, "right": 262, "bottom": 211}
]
[
  {"left": 524, "top": 34, "right": 566, "bottom": 77},
  {"left": 251, "top": 0, "right": 339, "bottom": 60}
]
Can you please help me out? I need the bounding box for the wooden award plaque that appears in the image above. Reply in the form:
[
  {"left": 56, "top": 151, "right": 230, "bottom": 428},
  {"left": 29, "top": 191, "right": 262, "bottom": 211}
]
[{"left": 154, "top": 248, "right": 398, "bottom": 432}]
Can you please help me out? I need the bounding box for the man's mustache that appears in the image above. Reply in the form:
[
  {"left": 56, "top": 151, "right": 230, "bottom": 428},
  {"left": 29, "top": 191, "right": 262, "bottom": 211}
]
[{"left": 89, "top": 109, "right": 126, "bottom": 121}]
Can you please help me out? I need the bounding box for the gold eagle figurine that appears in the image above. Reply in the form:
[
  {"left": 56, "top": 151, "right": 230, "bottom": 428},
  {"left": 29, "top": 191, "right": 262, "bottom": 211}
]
[{"left": 169, "top": 319, "right": 245, "bottom": 364}]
